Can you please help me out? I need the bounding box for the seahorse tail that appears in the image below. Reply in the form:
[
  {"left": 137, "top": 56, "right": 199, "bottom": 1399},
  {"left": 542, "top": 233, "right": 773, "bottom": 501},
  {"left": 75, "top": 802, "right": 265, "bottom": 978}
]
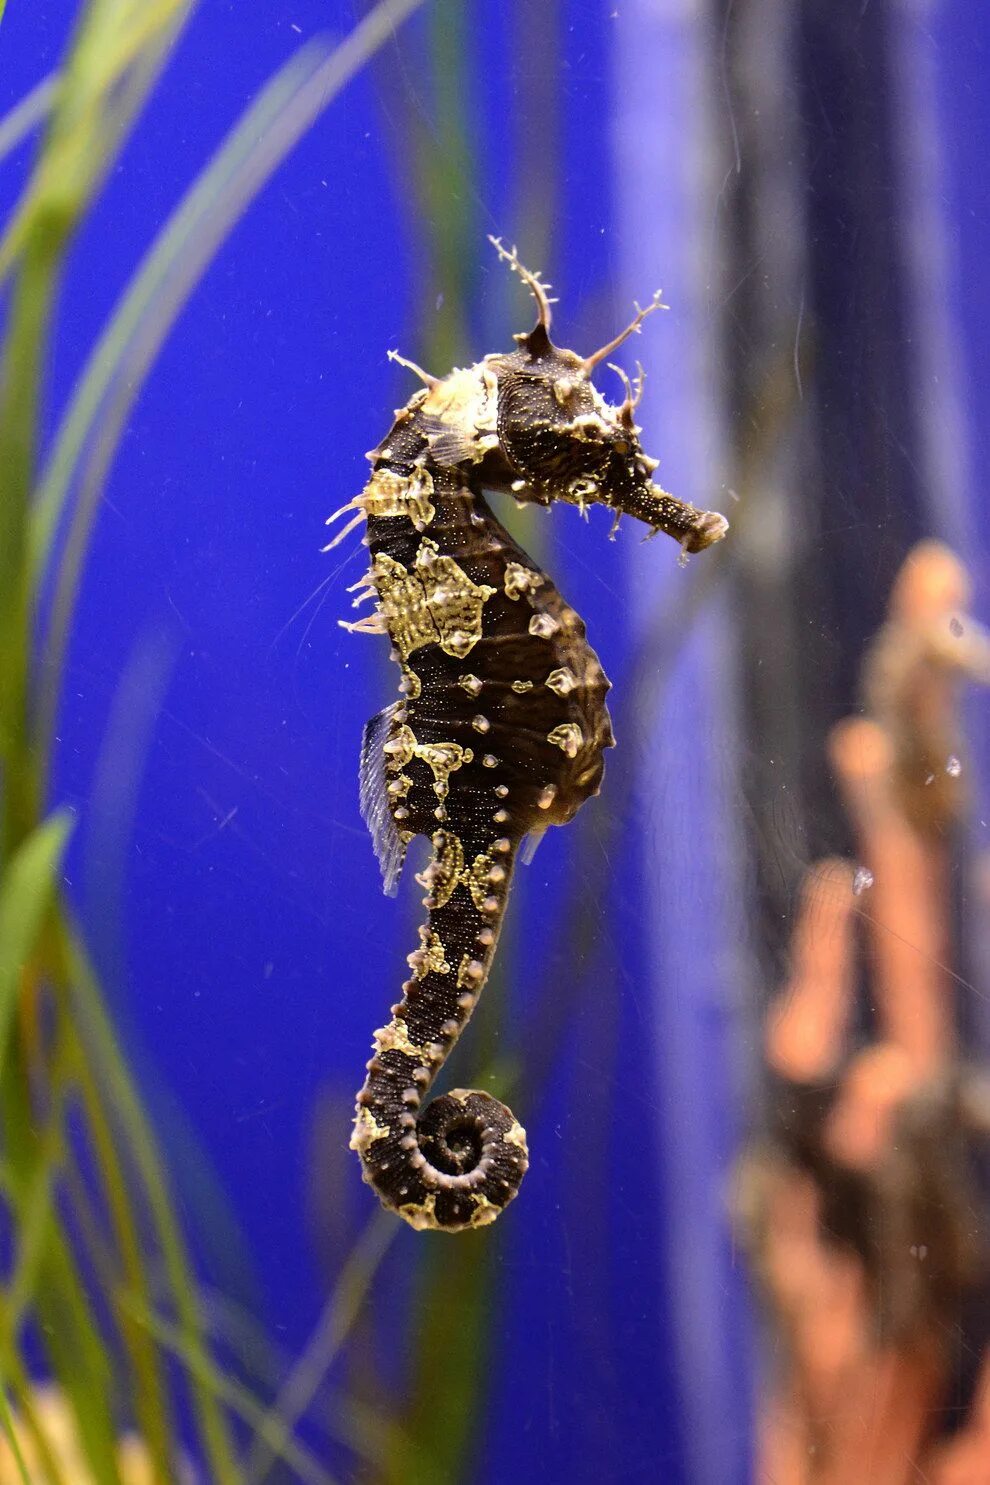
[
  {"left": 350, "top": 832, "right": 529, "bottom": 1231},
  {"left": 380, "top": 1083, "right": 529, "bottom": 1232}
]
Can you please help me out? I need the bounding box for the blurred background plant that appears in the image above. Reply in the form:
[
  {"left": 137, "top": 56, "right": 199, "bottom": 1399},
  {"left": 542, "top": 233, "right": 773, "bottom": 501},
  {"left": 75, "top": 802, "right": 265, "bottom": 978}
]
[{"left": 0, "top": 0, "right": 426, "bottom": 1478}]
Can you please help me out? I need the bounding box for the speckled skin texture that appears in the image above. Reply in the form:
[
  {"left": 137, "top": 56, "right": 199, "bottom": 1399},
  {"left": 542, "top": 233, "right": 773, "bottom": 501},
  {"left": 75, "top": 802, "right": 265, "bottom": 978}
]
[{"left": 339, "top": 243, "right": 727, "bottom": 1231}]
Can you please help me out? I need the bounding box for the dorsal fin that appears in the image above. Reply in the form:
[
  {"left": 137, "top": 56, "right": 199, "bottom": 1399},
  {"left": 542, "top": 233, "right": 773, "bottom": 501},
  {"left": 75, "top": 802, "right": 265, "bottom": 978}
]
[
  {"left": 359, "top": 702, "right": 408, "bottom": 896},
  {"left": 519, "top": 829, "right": 546, "bottom": 867}
]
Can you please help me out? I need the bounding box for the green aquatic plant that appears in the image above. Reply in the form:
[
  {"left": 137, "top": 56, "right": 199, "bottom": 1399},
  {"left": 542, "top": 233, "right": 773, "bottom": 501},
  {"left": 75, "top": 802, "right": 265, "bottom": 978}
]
[{"left": 0, "top": 0, "right": 423, "bottom": 1478}]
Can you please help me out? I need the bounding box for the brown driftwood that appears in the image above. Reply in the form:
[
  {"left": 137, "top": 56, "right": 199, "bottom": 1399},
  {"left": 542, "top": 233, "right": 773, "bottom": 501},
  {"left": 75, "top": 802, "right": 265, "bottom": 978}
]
[{"left": 740, "top": 542, "right": 990, "bottom": 1484}]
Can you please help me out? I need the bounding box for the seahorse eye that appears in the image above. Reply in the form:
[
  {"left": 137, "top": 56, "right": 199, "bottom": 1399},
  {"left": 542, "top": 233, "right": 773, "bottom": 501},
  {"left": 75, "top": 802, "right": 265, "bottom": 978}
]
[{"left": 497, "top": 369, "right": 610, "bottom": 488}]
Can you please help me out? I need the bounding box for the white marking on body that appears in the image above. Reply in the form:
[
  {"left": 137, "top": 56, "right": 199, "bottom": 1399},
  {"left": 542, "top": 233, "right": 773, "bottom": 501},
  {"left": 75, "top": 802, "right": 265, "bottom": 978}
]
[
  {"left": 529, "top": 612, "right": 559, "bottom": 639},
  {"left": 545, "top": 666, "right": 577, "bottom": 696},
  {"left": 547, "top": 723, "right": 583, "bottom": 758}
]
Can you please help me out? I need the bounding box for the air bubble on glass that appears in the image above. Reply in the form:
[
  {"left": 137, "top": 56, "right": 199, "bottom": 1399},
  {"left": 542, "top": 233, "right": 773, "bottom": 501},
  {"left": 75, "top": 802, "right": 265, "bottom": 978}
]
[
  {"left": 852, "top": 866, "right": 874, "bottom": 896},
  {"left": 946, "top": 755, "right": 962, "bottom": 778}
]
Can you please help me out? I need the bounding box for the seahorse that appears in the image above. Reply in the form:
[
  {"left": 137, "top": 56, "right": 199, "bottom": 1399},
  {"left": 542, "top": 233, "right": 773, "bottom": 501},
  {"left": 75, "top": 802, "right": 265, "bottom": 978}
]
[{"left": 339, "top": 240, "right": 728, "bottom": 1231}]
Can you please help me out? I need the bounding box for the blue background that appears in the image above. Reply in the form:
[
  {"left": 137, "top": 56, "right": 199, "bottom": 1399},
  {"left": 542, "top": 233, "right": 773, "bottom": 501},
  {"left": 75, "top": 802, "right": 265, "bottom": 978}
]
[{"left": 2, "top": 2, "right": 988, "bottom": 1481}]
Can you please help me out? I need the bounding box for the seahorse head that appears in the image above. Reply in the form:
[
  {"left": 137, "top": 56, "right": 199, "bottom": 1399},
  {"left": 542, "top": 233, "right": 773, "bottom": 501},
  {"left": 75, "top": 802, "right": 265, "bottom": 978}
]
[
  {"left": 475, "top": 239, "right": 729, "bottom": 552},
  {"left": 370, "top": 239, "right": 728, "bottom": 554},
  {"left": 491, "top": 339, "right": 659, "bottom": 517}
]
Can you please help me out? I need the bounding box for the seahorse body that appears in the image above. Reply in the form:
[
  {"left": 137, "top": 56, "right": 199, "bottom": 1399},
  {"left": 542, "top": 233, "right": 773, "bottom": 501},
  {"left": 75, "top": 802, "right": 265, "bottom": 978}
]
[{"left": 343, "top": 242, "right": 727, "bottom": 1231}]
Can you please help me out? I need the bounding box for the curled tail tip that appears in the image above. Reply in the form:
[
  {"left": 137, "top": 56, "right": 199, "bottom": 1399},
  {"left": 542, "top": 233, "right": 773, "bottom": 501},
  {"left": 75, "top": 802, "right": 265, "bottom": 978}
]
[{"left": 352, "top": 1086, "right": 529, "bottom": 1232}]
